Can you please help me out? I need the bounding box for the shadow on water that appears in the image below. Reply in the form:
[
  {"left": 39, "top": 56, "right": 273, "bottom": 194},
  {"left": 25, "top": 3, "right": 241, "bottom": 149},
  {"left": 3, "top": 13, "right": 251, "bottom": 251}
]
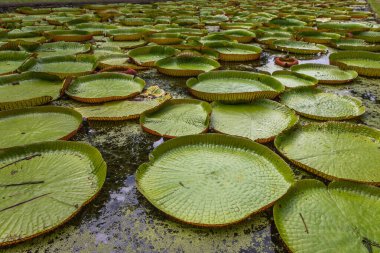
[{"left": 3, "top": 42, "right": 380, "bottom": 253}]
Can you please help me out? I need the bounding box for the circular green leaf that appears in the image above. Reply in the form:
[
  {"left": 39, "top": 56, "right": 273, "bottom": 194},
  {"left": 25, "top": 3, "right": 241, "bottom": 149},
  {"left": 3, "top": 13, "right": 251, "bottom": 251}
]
[
  {"left": 203, "top": 41, "right": 262, "bottom": 61},
  {"left": 66, "top": 72, "right": 145, "bottom": 103},
  {"left": 140, "top": 99, "right": 211, "bottom": 138},
  {"left": 31, "top": 41, "right": 91, "bottom": 58},
  {"left": 291, "top": 63, "right": 358, "bottom": 84},
  {"left": 137, "top": 134, "right": 294, "bottom": 226},
  {"left": 20, "top": 55, "right": 96, "bottom": 79},
  {"left": 352, "top": 31, "right": 380, "bottom": 43},
  {"left": 71, "top": 22, "right": 118, "bottom": 35},
  {"left": 272, "top": 70, "right": 318, "bottom": 88},
  {"left": 127, "top": 45, "right": 179, "bottom": 67},
  {"left": 331, "top": 39, "right": 380, "bottom": 52},
  {"left": 274, "top": 179, "right": 380, "bottom": 253},
  {"left": 155, "top": 55, "right": 220, "bottom": 77},
  {"left": 97, "top": 54, "right": 148, "bottom": 70},
  {"left": 280, "top": 87, "right": 365, "bottom": 120},
  {"left": 0, "top": 141, "right": 107, "bottom": 246},
  {"left": 187, "top": 70, "right": 284, "bottom": 103},
  {"left": 211, "top": 99, "right": 298, "bottom": 143},
  {"left": 96, "top": 38, "right": 147, "bottom": 49},
  {"left": 106, "top": 28, "right": 150, "bottom": 41},
  {"left": 76, "top": 89, "right": 171, "bottom": 121},
  {"left": 317, "top": 22, "right": 370, "bottom": 32},
  {"left": 0, "top": 106, "right": 82, "bottom": 149},
  {"left": 256, "top": 31, "right": 292, "bottom": 45},
  {"left": 275, "top": 122, "right": 380, "bottom": 184},
  {"left": 44, "top": 29, "right": 93, "bottom": 42},
  {"left": 218, "top": 29, "right": 256, "bottom": 43},
  {"left": 270, "top": 40, "right": 327, "bottom": 54},
  {"left": 329, "top": 51, "right": 380, "bottom": 77},
  {"left": 200, "top": 34, "right": 236, "bottom": 43},
  {"left": 0, "top": 72, "right": 63, "bottom": 110},
  {"left": 295, "top": 31, "right": 341, "bottom": 44},
  {"left": 0, "top": 51, "right": 31, "bottom": 75},
  {"left": 146, "top": 32, "right": 185, "bottom": 45},
  {"left": 268, "top": 18, "right": 307, "bottom": 27}
]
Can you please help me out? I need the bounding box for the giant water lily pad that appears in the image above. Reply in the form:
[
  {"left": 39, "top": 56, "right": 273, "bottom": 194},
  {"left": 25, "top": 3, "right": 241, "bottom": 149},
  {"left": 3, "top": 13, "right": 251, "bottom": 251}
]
[
  {"left": 0, "top": 51, "right": 31, "bottom": 75},
  {"left": 280, "top": 87, "right": 365, "bottom": 120},
  {"left": 291, "top": 63, "right": 358, "bottom": 84},
  {"left": 0, "top": 72, "right": 63, "bottom": 110},
  {"left": 106, "top": 28, "right": 150, "bottom": 41},
  {"left": 204, "top": 41, "right": 262, "bottom": 61},
  {"left": 6, "top": 29, "right": 38, "bottom": 39},
  {"left": 329, "top": 51, "right": 380, "bottom": 77},
  {"left": 145, "top": 32, "right": 185, "bottom": 45},
  {"left": 96, "top": 38, "right": 147, "bottom": 49},
  {"left": 272, "top": 71, "right": 318, "bottom": 88},
  {"left": 97, "top": 54, "right": 147, "bottom": 71},
  {"left": 219, "top": 22, "right": 257, "bottom": 30},
  {"left": 45, "top": 14, "right": 93, "bottom": 26},
  {"left": 72, "top": 22, "right": 118, "bottom": 35},
  {"left": 317, "top": 22, "right": 370, "bottom": 32},
  {"left": 44, "top": 30, "right": 93, "bottom": 42},
  {"left": 136, "top": 134, "right": 294, "bottom": 226},
  {"left": 171, "top": 37, "right": 203, "bottom": 50},
  {"left": 274, "top": 180, "right": 380, "bottom": 253},
  {"left": 20, "top": 55, "right": 96, "bottom": 79},
  {"left": 268, "top": 18, "right": 307, "bottom": 27},
  {"left": 0, "top": 106, "right": 82, "bottom": 149},
  {"left": 271, "top": 40, "right": 328, "bottom": 54},
  {"left": 256, "top": 31, "right": 292, "bottom": 45},
  {"left": 218, "top": 29, "right": 256, "bottom": 43},
  {"left": 27, "top": 41, "right": 91, "bottom": 58},
  {"left": 121, "top": 17, "right": 154, "bottom": 26},
  {"left": 3, "top": 36, "right": 46, "bottom": 50},
  {"left": 187, "top": 70, "right": 284, "bottom": 102},
  {"left": 331, "top": 39, "right": 380, "bottom": 52},
  {"left": 140, "top": 99, "right": 211, "bottom": 138},
  {"left": 275, "top": 122, "right": 380, "bottom": 184},
  {"left": 200, "top": 34, "right": 236, "bottom": 43},
  {"left": 352, "top": 31, "right": 380, "bottom": 43},
  {"left": 0, "top": 141, "right": 106, "bottom": 246},
  {"left": 127, "top": 45, "right": 179, "bottom": 67},
  {"left": 211, "top": 100, "right": 298, "bottom": 143},
  {"left": 295, "top": 31, "right": 341, "bottom": 44},
  {"left": 76, "top": 86, "right": 171, "bottom": 121},
  {"left": 155, "top": 55, "right": 220, "bottom": 77},
  {"left": 92, "top": 46, "right": 124, "bottom": 58},
  {"left": 66, "top": 72, "right": 145, "bottom": 103},
  {"left": 164, "top": 28, "right": 207, "bottom": 37}
]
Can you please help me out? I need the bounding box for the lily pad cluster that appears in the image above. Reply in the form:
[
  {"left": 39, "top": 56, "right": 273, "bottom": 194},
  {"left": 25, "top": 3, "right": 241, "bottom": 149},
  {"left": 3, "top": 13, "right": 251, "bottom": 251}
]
[{"left": 0, "top": 0, "right": 379, "bottom": 251}]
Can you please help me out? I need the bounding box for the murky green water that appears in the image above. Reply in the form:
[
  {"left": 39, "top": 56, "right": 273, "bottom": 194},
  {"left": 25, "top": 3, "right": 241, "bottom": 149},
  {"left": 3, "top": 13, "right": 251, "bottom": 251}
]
[{"left": 2, "top": 39, "right": 380, "bottom": 253}]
